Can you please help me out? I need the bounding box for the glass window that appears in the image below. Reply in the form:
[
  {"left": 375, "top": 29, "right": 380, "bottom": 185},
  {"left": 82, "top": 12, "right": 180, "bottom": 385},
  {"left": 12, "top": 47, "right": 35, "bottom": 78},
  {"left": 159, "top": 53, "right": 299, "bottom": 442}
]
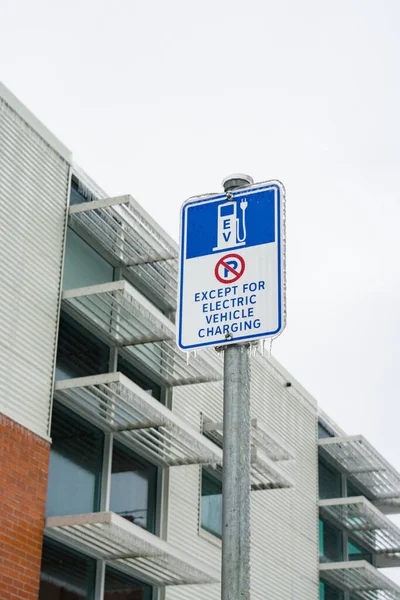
[
  {"left": 319, "top": 459, "right": 342, "bottom": 499},
  {"left": 347, "top": 481, "right": 363, "bottom": 498},
  {"left": 110, "top": 442, "right": 157, "bottom": 533},
  {"left": 318, "top": 422, "right": 333, "bottom": 439},
  {"left": 104, "top": 567, "right": 152, "bottom": 600},
  {"left": 319, "top": 519, "right": 324, "bottom": 557},
  {"left": 63, "top": 228, "right": 114, "bottom": 291},
  {"left": 118, "top": 356, "right": 162, "bottom": 402},
  {"left": 46, "top": 404, "right": 103, "bottom": 517},
  {"left": 69, "top": 177, "right": 91, "bottom": 206},
  {"left": 320, "top": 581, "right": 344, "bottom": 600},
  {"left": 39, "top": 539, "right": 95, "bottom": 599},
  {"left": 319, "top": 519, "right": 343, "bottom": 562},
  {"left": 201, "top": 469, "right": 222, "bottom": 538},
  {"left": 348, "top": 539, "right": 372, "bottom": 563},
  {"left": 56, "top": 315, "right": 109, "bottom": 380},
  {"left": 122, "top": 271, "right": 168, "bottom": 316}
]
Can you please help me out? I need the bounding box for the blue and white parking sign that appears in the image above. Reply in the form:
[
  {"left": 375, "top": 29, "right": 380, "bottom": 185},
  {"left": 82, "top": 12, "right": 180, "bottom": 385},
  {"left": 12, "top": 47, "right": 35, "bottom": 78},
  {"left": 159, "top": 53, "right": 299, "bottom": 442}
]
[{"left": 177, "top": 180, "right": 286, "bottom": 350}]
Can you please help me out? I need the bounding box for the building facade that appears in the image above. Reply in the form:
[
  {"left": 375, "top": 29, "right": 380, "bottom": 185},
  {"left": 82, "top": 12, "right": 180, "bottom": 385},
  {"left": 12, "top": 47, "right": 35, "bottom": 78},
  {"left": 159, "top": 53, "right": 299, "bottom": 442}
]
[{"left": 0, "top": 83, "right": 399, "bottom": 600}]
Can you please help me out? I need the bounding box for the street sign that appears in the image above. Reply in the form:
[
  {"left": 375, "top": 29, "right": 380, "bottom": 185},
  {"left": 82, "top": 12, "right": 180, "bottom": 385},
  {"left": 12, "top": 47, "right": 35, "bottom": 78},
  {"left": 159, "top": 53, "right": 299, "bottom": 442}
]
[{"left": 177, "top": 180, "right": 286, "bottom": 350}]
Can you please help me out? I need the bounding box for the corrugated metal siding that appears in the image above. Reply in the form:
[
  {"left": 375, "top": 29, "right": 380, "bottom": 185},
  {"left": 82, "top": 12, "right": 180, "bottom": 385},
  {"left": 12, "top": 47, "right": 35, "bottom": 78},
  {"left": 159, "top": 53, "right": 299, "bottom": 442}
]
[
  {"left": 166, "top": 354, "right": 319, "bottom": 600},
  {"left": 0, "top": 92, "right": 70, "bottom": 439}
]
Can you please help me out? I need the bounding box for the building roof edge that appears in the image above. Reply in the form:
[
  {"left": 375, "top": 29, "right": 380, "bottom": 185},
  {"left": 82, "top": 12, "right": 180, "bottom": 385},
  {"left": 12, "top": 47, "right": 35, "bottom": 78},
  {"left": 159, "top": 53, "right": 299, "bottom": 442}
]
[{"left": 0, "top": 82, "right": 72, "bottom": 163}]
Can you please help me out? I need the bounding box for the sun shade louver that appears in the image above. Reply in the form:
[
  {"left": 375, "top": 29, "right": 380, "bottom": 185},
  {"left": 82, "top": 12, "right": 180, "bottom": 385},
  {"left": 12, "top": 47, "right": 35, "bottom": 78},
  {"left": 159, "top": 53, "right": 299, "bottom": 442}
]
[
  {"left": 69, "top": 196, "right": 179, "bottom": 311},
  {"left": 319, "top": 496, "right": 400, "bottom": 553},
  {"left": 320, "top": 561, "right": 400, "bottom": 600},
  {"left": 54, "top": 373, "right": 223, "bottom": 467},
  {"left": 319, "top": 435, "right": 400, "bottom": 513},
  {"left": 203, "top": 419, "right": 294, "bottom": 491},
  {"left": 45, "top": 512, "right": 220, "bottom": 586}
]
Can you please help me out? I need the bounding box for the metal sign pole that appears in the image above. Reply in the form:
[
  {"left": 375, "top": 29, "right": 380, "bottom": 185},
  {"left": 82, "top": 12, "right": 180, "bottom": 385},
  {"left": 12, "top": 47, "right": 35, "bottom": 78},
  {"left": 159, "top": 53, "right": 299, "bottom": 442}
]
[{"left": 221, "top": 174, "right": 253, "bottom": 600}]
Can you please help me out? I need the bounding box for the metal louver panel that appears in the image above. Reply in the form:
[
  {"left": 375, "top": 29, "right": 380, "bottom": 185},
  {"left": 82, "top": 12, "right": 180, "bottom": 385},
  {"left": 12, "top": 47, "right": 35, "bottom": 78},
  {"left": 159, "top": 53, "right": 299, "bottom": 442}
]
[
  {"left": 62, "top": 280, "right": 174, "bottom": 346},
  {"left": 319, "top": 435, "right": 400, "bottom": 512},
  {"left": 125, "top": 258, "right": 178, "bottom": 313},
  {"left": 61, "top": 280, "right": 223, "bottom": 386},
  {"left": 69, "top": 196, "right": 178, "bottom": 266},
  {"left": 68, "top": 192, "right": 179, "bottom": 312},
  {"left": 319, "top": 496, "right": 400, "bottom": 553},
  {"left": 203, "top": 419, "right": 293, "bottom": 462},
  {"left": 250, "top": 449, "right": 294, "bottom": 491},
  {"left": 0, "top": 84, "right": 70, "bottom": 438},
  {"left": 45, "top": 512, "right": 220, "bottom": 586},
  {"left": 320, "top": 560, "right": 400, "bottom": 600},
  {"left": 203, "top": 418, "right": 294, "bottom": 490},
  {"left": 120, "top": 342, "right": 223, "bottom": 387},
  {"left": 54, "top": 373, "right": 222, "bottom": 467}
]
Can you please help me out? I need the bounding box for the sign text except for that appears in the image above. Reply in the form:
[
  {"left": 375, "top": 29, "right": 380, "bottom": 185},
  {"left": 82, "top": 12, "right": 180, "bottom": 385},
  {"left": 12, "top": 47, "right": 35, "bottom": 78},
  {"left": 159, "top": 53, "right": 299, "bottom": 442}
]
[
  {"left": 194, "top": 280, "right": 265, "bottom": 303},
  {"left": 194, "top": 280, "right": 266, "bottom": 340}
]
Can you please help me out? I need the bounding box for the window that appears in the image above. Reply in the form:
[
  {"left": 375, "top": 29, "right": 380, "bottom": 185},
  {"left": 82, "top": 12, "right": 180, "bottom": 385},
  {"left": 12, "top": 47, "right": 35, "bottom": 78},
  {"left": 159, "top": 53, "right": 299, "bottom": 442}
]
[
  {"left": 56, "top": 315, "right": 109, "bottom": 380},
  {"left": 46, "top": 404, "right": 103, "bottom": 517},
  {"left": 69, "top": 177, "right": 91, "bottom": 206},
  {"left": 39, "top": 541, "right": 153, "bottom": 600},
  {"left": 318, "top": 422, "right": 333, "bottom": 439},
  {"left": 348, "top": 539, "right": 372, "bottom": 564},
  {"left": 63, "top": 228, "right": 114, "bottom": 291},
  {"left": 347, "top": 481, "right": 363, "bottom": 498},
  {"left": 118, "top": 356, "right": 162, "bottom": 402},
  {"left": 39, "top": 539, "right": 95, "bottom": 599},
  {"left": 104, "top": 567, "right": 152, "bottom": 600},
  {"left": 319, "top": 459, "right": 342, "bottom": 499},
  {"left": 319, "top": 519, "right": 343, "bottom": 562},
  {"left": 110, "top": 442, "right": 157, "bottom": 533},
  {"left": 46, "top": 408, "right": 158, "bottom": 531},
  {"left": 320, "top": 581, "right": 344, "bottom": 600},
  {"left": 201, "top": 469, "right": 222, "bottom": 538},
  {"left": 122, "top": 271, "right": 169, "bottom": 315},
  {"left": 319, "top": 520, "right": 324, "bottom": 557}
]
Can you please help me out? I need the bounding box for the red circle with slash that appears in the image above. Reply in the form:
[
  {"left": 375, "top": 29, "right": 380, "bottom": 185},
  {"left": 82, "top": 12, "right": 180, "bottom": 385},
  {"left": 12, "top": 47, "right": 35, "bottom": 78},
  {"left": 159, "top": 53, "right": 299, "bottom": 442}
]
[{"left": 214, "top": 253, "right": 246, "bottom": 284}]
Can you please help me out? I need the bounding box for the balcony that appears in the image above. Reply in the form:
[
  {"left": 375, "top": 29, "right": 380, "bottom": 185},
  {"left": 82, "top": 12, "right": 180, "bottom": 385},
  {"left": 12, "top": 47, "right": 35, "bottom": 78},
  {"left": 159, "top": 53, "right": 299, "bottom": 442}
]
[
  {"left": 61, "top": 280, "right": 222, "bottom": 386},
  {"left": 54, "top": 373, "right": 223, "bottom": 468},
  {"left": 68, "top": 196, "right": 178, "bottom": 312},
  {"left": 45, "top": 512, "right": 219, "bottom": 586},
  {"left": 319, "top": 435, "right": 400, "bottom": 514},
  {"left": 203, "top": 419, "right": 294, "bottom": 491},
  {"left": 320, "top": 560, "right": 400, "bottom": 600}
]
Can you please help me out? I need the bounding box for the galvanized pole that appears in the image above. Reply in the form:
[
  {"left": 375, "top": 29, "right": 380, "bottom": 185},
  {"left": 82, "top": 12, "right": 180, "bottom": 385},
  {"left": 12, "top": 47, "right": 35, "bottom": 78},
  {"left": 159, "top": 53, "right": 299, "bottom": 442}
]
[{"left": 221, "top": 174, "right": 253, "bottom": 600}]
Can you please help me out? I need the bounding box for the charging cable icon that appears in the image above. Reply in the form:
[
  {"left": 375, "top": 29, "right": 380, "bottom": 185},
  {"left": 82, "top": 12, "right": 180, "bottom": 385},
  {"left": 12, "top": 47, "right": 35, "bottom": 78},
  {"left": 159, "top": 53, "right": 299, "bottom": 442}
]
[{"left": 213, "top": 198, "right": 248, "bottom": 252}]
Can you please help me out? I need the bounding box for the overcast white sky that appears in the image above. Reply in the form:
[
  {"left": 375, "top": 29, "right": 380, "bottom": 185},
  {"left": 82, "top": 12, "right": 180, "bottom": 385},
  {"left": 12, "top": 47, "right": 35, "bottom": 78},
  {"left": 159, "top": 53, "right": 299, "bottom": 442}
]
[{"left": 1, "top": 0, "right": 400, "bottom": 580}]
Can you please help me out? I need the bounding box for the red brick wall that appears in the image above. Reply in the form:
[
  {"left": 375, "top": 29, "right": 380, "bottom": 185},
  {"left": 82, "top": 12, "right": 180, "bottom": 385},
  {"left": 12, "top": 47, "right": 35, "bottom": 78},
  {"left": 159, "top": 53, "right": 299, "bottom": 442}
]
[{"left": 0, "top": 413, "right": 50, "bottom": 599}]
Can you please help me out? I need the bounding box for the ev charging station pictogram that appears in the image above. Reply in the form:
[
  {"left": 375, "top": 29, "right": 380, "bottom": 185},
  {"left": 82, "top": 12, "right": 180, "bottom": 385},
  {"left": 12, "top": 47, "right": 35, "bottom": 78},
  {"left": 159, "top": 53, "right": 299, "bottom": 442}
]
[
  {"left": 213, "top": 199, "right": 248, "bottom": 251},
  {"left": 177, "top": 180, "right": 286, "bottom": 350}
]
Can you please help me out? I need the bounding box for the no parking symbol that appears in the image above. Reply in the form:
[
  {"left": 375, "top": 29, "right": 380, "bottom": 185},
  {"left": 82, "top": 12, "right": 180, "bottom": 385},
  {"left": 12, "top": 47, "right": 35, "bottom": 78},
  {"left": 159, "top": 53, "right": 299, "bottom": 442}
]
[{"left": 214, "top": 253, "right": 245, "bottom": 284}]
